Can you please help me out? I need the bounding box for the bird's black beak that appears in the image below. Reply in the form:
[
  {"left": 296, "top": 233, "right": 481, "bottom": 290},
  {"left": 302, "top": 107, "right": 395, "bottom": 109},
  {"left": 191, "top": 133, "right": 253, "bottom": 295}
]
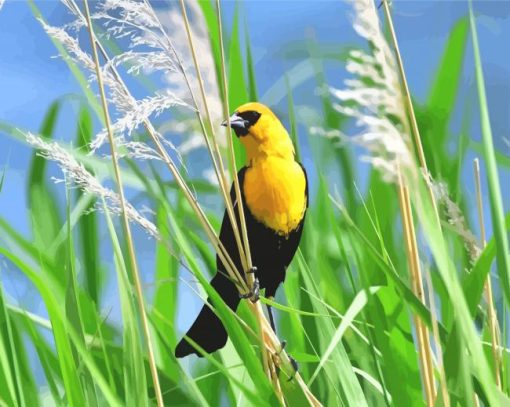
[{"left": 221, "top": 112, "right": 249, "bottom": 137}]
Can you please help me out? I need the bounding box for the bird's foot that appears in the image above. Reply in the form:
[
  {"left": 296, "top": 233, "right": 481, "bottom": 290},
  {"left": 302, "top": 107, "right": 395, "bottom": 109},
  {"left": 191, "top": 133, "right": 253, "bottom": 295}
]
[
  {"left": 246, "top": 266, "right": 257, "bottom": 274},
  {"left": 239, "top": 278, "right": 259, "bottom": 303},
  {"left": 275, "top": 340, "right": 299, "bottom": 381},
  {"left": 287, "top": 356, "right": 299, "bottom": 382}
]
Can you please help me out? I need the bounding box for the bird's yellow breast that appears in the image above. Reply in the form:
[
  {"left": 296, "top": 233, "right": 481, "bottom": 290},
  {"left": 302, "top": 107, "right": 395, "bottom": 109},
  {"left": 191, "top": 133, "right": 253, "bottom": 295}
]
[{"left": 243, "top": 157, "right": 307, "bottom": 236}]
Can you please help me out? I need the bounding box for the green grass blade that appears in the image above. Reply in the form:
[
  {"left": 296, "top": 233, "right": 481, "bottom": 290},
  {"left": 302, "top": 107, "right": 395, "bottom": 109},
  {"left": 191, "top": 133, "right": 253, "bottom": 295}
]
[
  {"left": 75, "top": 106, "right": 102, "bottom": 304},
  {"left": 11, "top": 309, "right": 63, "bottom": 405},
  {"left": 469, "top": 4, "right": 510, "bottom": 305},
  {"left": 427, "top": 16, "right": 468, "bottom": 149},
  {"left": 0, "top": 249, "right": 86, "bottom": 406},
  {"left": 0, "top": 248, "right": 122, "bottom": 406},
  {"left": 102, "top": 200, "right": 149, "bottom": 406},
  {"left": 152, "top": 204, "right": 179, "bottom": 378},
  {"left": 244, "top": 21, "right": 258, "bottom": 101},
  {"left": 28, "top": 101, "right": 64, "bottom": 263},
  {"left": 64, "top": 182, "right": 99, "bottom": 405},
  {"left": 0, "top": 278, "right": 24, "bottom": 407},
  {"left": 309, "top": 286, "right": 380, "bottom": 385}
]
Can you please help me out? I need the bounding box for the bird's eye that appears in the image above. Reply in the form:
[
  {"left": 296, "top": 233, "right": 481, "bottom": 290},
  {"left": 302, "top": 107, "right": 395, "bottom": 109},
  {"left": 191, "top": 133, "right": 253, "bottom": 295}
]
[{"left": 237, "top": 110, "right": 261, "bottom": 127}]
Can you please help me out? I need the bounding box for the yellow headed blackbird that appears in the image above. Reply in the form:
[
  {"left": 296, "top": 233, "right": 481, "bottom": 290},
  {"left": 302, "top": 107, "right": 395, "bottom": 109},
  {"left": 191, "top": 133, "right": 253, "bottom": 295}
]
[{"left": 175, "top": 102, "right": 308, "bottom": 357}]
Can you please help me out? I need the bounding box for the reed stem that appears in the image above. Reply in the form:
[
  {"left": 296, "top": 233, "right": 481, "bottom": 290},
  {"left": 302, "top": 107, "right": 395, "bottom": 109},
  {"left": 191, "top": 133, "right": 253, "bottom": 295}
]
[
  {"left": 381, "top": 2, "right": 449, "bottom": 403},
  {"left": 82, "top": 1, "right": 163, "bottom": 406},
  {"left": 213, "top": 0, "right": 279, "bottom": 384},
  {"left": 178, "top": 0, "right": 249, "bottom": 275},
  {"left": 397, "top": 174, "right": 436, "bottom": 406}
]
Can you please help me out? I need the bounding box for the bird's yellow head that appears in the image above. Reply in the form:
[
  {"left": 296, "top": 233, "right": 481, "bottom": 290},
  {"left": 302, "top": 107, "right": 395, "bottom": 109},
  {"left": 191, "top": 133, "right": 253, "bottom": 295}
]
[{"left": 222, "top": 102, "right": 294, "bottom": 163}]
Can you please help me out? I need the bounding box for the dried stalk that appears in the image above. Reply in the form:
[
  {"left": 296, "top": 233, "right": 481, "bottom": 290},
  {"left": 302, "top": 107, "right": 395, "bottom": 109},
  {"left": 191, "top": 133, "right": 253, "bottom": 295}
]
[
  {"left": 381, "top": 2, "right": 451, "bottom": 403},
  {"left": 397, "top": 174, "right": 436, "bottom": 406},
  {"left": 473, "top": 158, "right": 501, "bottom": 388},
  {"left": 82, "top": 1, "right": 163, "bottom": 406},
  {"left": 214, "top": 0, "right": 253, "bottom": 272},
  {"left": 424, "top": 266, "right": 450, "bottom": 407},
  {"left": 213, "top": 0, "right": 278, "bottom": 383},
  {"left": 178, "top": 0, "right": 249, "bottom": 274}
]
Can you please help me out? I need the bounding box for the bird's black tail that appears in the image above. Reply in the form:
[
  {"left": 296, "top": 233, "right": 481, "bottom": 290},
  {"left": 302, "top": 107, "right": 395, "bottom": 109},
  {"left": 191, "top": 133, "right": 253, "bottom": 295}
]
[{"left": 175, "top": 272, "right": 241, "bottom": 358}]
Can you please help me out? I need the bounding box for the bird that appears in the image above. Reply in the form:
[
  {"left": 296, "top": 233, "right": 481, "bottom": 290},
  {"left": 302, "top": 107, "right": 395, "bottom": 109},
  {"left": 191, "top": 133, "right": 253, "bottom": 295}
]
[{"left": 175, "top": 102, "right": 308, "bottom": 358}]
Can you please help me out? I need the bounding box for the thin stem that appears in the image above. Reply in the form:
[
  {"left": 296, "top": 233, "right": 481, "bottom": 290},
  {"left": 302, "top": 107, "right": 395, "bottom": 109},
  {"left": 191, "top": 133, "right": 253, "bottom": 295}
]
[
  {"left": 424, "top": 266, "right": 450, "bottom": 407},
  {"left": 382, "top": 3, "right": 448, "bottom": 403},
  {"left": 397, "top": 171, "right": 436, "bottom": 407},
  {"left": 381, "top": 0, "right": 426, "bottom": 173},
  {"left": 474, "top": 158, "right": 501, "bottom": 388},
  {"left": 178, "top": 0, "right": 248, "bottom": 274},
  {"left": 82, "top": 1, "right": 163, "bottom": 406},
  {"left": 214, "top": 0, "right": 276, "bottom": 384},
  {"left": 381, "top": 0, "right": 441, "bottom": 225},
  {"left": 215, "top": 0, "right": 253, "bottom": 271}
]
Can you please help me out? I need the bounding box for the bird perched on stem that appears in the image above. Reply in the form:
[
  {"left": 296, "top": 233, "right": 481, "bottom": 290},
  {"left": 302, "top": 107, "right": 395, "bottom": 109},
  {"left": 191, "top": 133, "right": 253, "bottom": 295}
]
[{"left": 175, "top": 102, "right": 308, "bottom": 358}]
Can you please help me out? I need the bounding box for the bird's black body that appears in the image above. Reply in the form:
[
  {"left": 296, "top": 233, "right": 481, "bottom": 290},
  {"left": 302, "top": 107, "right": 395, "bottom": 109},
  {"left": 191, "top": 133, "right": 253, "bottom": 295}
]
[{"left": 175, "top": 165, "right": 308, "bottom": 357}]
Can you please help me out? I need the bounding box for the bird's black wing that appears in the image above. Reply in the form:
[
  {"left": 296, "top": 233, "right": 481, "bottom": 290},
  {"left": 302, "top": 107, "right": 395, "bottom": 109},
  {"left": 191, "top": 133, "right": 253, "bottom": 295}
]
[
  {"left": 175, "top": 169, "right": 247, "bottom": 358},
  {"left": 279, "top": 162, "right": 308, "bottom": 269}
]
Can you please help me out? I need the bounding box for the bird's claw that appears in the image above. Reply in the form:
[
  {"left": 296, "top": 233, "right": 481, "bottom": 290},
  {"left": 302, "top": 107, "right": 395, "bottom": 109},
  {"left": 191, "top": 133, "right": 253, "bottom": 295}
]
[
  {"left": 239, "top": 278, "right": 259, "bottom": 303},
  {"left": 246, "top": 266, "right": 257, "bottom": 274},
  {"left": 273, "top": 340, "right": 299, "bottom": 381},
  {"left": 287, "top": 356, "right": 299, "bottom": 382}
]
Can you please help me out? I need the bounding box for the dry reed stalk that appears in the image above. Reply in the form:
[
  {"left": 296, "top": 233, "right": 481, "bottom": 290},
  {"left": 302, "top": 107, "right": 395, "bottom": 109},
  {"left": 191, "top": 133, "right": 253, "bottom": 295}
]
[
  {"left": 213, "top": 0, "right": 271, "bottom": 379},
  {"left": 178, "top": 0, "right": 249, "bottom": 274},
  {"left": 397, "top": 171, "right": 435, "bottom": 407},
  {"left": 214, "top": 0, "right": 254, "bottom": 278},
  {"left": 424, "top": 266, "right": 450, "bottom": 407},
  {"left": 82, "top": 1, "right": 163, "bottom": 406},
  {"left": 473, "top": 158, "right": 501, "bottom": 388},
  {"left": 211, "top": 3, "right": 321, "bottom": 401},
  {"left": 213, "top": 0, "right": 282, "bottom": 383},
  {"left": 381, "top": 2, "right": 451, "bottom": 403}
]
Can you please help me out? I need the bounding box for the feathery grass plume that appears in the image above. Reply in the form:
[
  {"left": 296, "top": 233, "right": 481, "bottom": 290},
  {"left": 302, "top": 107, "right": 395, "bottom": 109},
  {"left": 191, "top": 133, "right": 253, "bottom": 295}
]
[
  {"left": 25, "top": 132, "right": 160, "bottom": 241},
  {"left": 41, "top": 18, "right": 137, "bottom": 119},
  {"left": 94, "top": 90, "right": 190, "bottom": 153},
  {"left": 43, "top": 1, "right": 193, "bottom": 158},
  {"left": 156, "top": 1, "right": 224, "bottom": 145},
  {"left": 329, "top": 0, "right": 415, "bottom": 182},
  {"left": 333, "top": 0, "right": 479, "bottom": 259},
  {"left": 89, "top": 0, "right": 203, "bottom": 153}
]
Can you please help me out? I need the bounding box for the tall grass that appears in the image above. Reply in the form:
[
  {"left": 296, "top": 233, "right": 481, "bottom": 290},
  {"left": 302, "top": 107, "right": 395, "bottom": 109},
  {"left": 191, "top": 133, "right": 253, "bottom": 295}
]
[{"left": 0, "top": 0, "right": 509, "bottom": 406}]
